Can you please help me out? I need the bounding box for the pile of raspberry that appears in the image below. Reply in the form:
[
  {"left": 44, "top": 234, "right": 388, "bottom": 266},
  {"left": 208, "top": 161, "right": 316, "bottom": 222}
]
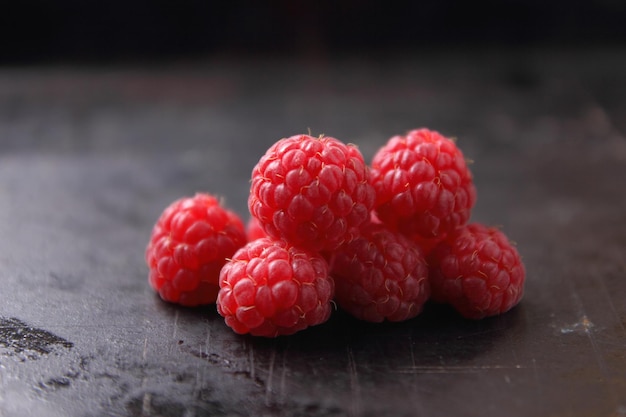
[{"left": 145, "top": 129, "right": 525, "bottom": 337}]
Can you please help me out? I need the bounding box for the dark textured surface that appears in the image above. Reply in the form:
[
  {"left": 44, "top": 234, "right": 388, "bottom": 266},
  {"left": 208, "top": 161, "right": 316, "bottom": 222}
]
[{"left": 1, "top": 48, "right": 626, "bottom": 416}]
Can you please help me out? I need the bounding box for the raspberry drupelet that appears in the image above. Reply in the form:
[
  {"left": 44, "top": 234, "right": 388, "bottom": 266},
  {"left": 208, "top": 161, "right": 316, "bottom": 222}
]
[
  {"left": 370, "top": 128, "right": 477, "bottom": 241},
  {"left": 217, "top": 238, "right": 335, "bottom": 337},
  {"left": 428, "top": 223, "right": 525, "bottom": 319},
  {"left": 145, "top": 193, "right": 247, "bottom": 306},
  {"left": 248, "top": 134, "right": 376, "bottom": 252},
  {"left": 331, "top": 222, "right": 430, "bottom": 322}
]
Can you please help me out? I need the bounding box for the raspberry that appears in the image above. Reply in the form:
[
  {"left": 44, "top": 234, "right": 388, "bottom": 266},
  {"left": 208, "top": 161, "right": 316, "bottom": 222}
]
[
  {"left": 428, "top": 223, "right": 525, "bottom": 319},
  {"left": 331, "top": 222, "right": 430, "bottom": 322},
  {"left": 409, "top": 233, "right": 447, "bottom": 256},
  {"left": 248, "top": 134, "right": 376, "bottom": 252},
  {"left": 145, "top": 193, "right": 247, "bottom": 307},
  {"left": 370, "top": 128, "right": 477, "bottom": 239},
  {"left": 370, "top": 210, "right": 442, "bottom": 256},
  {"left": 217, "top": 238, "right": 335, "bottom": 337},
  {"left": 246, "top": 216, "right": 268, "bottom": 242}
]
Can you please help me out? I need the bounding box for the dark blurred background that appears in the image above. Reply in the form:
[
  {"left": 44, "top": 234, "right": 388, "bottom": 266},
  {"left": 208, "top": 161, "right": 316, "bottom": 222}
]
[{"left": 3, "top": 0, "right": 626, "bottom": 64}]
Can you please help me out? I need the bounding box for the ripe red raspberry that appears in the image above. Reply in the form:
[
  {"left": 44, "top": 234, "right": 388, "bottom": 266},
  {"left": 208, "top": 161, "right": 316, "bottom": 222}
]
[
  {"left": 145, "top": 193, "right": 247, "bottom": 307},
  {"left": 370, "top": 210, "right": 442, "bottom": 256},
  {"left": 217, "top": 238, "right": 334, "bottom": 337},
  {"left": 245, "top": 216, "right": 268, "bottom": 242},
  {"left": 248, "top": 134, "right": 376, "bottom": 252},
  {"left": 370, "top": 128, "right": 477, "bottom": 239},
  {"left": 409, "top": 233, "right": 447, "bottom": 257},
  {"left": 331, "top": 222, "right": 430, "bottom": 322},
  {"left": 428, "top": 223, "right": 525, "bottom": 319}
]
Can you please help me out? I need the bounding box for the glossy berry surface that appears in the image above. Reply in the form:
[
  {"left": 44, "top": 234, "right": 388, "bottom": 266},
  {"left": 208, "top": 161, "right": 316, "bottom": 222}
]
[
  {"left": 332, "top": 222, "right": 430, "bottom": 322},
  {"left": 370, "top": 128, "right": 476, "bottom": 239},
  {"left": 217, "top": 238, "right": 334, "bottom": 337},
  {"left": 145, "top": 193, "right": 247, "bottom": 306},
  {"left": 248, "top": 134, "right": 376, "bottom": 252},
  {"left": 428, "top": 223, "right": 525, "bottom": 319}
]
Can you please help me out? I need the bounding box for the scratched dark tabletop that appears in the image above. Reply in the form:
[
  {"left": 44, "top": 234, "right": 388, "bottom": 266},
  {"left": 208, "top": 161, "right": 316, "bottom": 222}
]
[{"left": 1, "top": 48, "right": 626, "bottom": 417}]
